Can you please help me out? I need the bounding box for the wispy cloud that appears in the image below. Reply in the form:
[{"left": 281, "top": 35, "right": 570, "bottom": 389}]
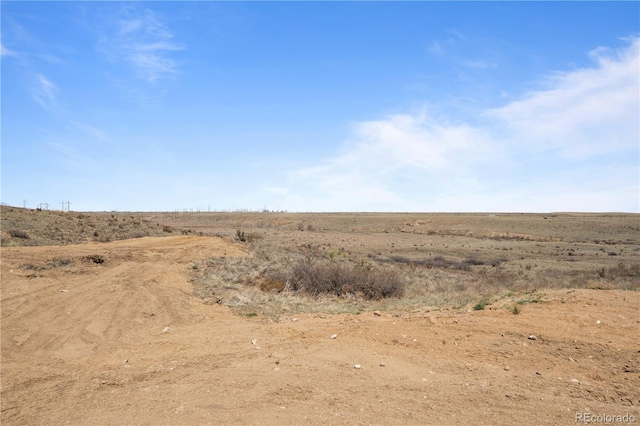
[
  {"left": 99, "top": 7, "right": 184, "bottom": 83},
  {"left": 1, "top": 43, "right": 18, "bottom": 57},
  {"left": 31, "top": 74, "right": 58, "bottom": 110},
  {"left": 460, "top": 59, "right": 497, "bottom": 69},
  {"left": 69, "top": 120, "right": 111, "bottom": 143},
  {"left": 428, "top": 29, "right": 500, "bottom": 76},
  {"left": 2, "top": 17, "right": 68, "bottom": 64},
  {"left": 279, "top": 37, "right": 639, "bottom": 212},
  {"left": 46, "top": 140, "right": 100, "bottom": 173},
  {"left": 489, "top": 37, "right": 639, "bottom": 158},
  {"left": 428, "top": 41, "right": 443, "bottom": 55}
]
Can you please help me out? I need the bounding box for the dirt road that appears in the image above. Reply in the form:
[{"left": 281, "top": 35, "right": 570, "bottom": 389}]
[{"left": 2, "top": 236, "right": 638, "bottom": 425}]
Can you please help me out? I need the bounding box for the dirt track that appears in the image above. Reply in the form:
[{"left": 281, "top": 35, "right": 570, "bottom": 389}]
[{"left": 1, "top": 236, "right": 638, "bottom": 425}]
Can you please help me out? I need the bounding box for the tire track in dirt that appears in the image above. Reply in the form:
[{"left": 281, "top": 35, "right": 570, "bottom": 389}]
[{"left": 2, "top": 236, "right": 248, "bottom": 424}]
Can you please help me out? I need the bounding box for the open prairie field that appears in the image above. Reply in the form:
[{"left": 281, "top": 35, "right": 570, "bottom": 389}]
[{"left": 2, "top": 207, "right": 639, "bottom": 425}]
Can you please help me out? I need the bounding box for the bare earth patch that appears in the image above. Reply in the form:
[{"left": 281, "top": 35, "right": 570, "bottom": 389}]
[{"left": 2, "top": 234, "right": 639, "bottom": 425}]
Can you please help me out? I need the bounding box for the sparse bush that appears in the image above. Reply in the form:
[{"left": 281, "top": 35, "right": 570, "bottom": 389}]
[
  {"left": 22, "top": 257, "right": 74, "bottom": 270},
  {"left": 278, "top": 258, "right": 404, "bottom": 300},
  {"left": 236, "top": 229, "right": 247, "bottom": 242},
  {"left": 608, "top": 262, "right": 640, "bottom": 278},
  {"left": 463, "top": 257, "right": 485, "bottom": 266},
  {"left": 383, "top": 255, "right": 487, "bottom": 271},
  {"left": 84, "top": 254, "right": 105, "bottom": 264},
  {"left": 9, "top": 230, "right": 29, "bottom": 239},
  {"left": 473, "top": 298, "right": 490, "bottom": 310},
  {"left": 22, "top": 263, "right": 44, "bottom": 271},
  {"left": 259, "top": 278, "right": 286, "bottom": 293},
  {"left": 49, "top": 257, "right": 74, "bottom": 268}
]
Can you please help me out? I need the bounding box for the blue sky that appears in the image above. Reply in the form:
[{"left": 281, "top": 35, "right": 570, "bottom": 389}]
[{"left": 2, "top": 2, "right": 639, "bottom": 212}]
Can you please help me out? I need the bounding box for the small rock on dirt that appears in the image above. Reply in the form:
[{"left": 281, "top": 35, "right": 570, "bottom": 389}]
[
  {"left": 354, "top": 364, "right": 361, "bottom": 369},
  {"left": 373, "top": 310, "right": 381, "bottom": 316},
  {"left": 330, "top": 334, "right": 337, "bottom": 339},
  {"left": 528, "top": 335, "right": 537, "bottom": 340}
]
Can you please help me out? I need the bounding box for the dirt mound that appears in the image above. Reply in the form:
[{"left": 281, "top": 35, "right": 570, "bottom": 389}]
[
  {"left": 1, "top": 206, "right": 180, "bottom": 247},
  {"left": 2, "top": 236, "right": 638, "bottom": 425}
]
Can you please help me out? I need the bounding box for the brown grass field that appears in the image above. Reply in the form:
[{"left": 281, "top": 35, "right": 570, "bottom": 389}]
[{"left": 1, "top": 206, "right": 638, "bottom": 425}]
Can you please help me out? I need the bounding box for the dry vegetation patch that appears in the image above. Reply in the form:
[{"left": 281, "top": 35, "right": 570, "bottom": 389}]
[
  {"left": 4, "top": 207, "right": 638, "bottom": 316},
  {"left": 1, "top": 206, "right": 178, "bottom": 246},
  {"left": 181, "top": 212, "right": 639, "bottom": 317}
]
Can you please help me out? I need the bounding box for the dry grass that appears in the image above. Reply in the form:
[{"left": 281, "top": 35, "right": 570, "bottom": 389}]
[
  {"left": 1, "top": 206, "right": 178, "bottom": 246},
  {"left": 190, "top": 232, "right": 639, "bottom": 318},
  {"left": 21, "top": 257, "right": 75, "bottom": 271},
  {"left": 5, "top": 206, "right": 638, "bottom": 316}
]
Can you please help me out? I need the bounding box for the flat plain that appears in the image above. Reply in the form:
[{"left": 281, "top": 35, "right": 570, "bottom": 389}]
[{"left": 2, "top": 207, "right": 638, "bottom": 425}]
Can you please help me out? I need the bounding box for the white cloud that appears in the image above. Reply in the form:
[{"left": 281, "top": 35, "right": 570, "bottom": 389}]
[
  {"left": 100, "top": 7, "right": 184, "bottom": 83},
  {"left": 69, "top": 120, "right": 111, "bottom": 142},
  {"left": 1, "top": 43, "right": 17, "bottom": 57},
  {"left": 279, "top": 37, "right": 639, "bottom": 212},
  {"left": 489, "top": 37, "right": 639, "bottom": 158},
  {"left": 428, "top": 41, "right": 443, "bottom": 55},
  {"left": 446, "top": 28, "right": 465, "bottom": 41},
  {"left": 461, "top": 59, "right": 497, "bottom": 69},
  {"left": 31, "top": 74, "right": 58, "bottom": 109},
  {"left": 282, "top": 110, "right": 501, "bottom": 211}
]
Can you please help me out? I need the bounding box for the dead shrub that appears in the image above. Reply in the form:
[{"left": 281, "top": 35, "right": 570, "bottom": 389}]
[
  {"left": 9, "top": 230, "right": 29, "bottom": 239},
  {"left": 462, "top": 257, "right": 485, "bottom": 266},
  {"left": 605, "top": 262, "right": 640, "bottom": 279},
  {"left": 22, "top": 263, "right": 45, "bottom": 271},
  {"left": 235, "top": 229, "right": 264, "bottom": 243},
  {"left": 259, "top": 279, "right": 286, "bottom": 293},
  {"left": 84, "top": 254, "right": 105, "bottom": 264},
  {"left": 21, "top": 257, "right": 74, "bottom": 271},
  {"left": 49, "top": 257, "right": 74, "bottom": 268},
  {"left": 384, "top": 255, "right": 474, "bottom": 270},
  {"left": 281, "top": 258, "right": 404, "bottom": 300}
]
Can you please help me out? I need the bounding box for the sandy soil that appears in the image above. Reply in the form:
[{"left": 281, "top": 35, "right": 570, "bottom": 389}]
[{"left": 2, "top": 235, "right": 638, "bottom": 425}]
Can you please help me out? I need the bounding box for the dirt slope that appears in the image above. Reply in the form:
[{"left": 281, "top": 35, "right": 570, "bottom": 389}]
[
  {"left": 1, "top": 206, "right": 181, "bottom": 247},
  {"left": 2, "top": 236, "right": 638, "bottom": 425}
]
